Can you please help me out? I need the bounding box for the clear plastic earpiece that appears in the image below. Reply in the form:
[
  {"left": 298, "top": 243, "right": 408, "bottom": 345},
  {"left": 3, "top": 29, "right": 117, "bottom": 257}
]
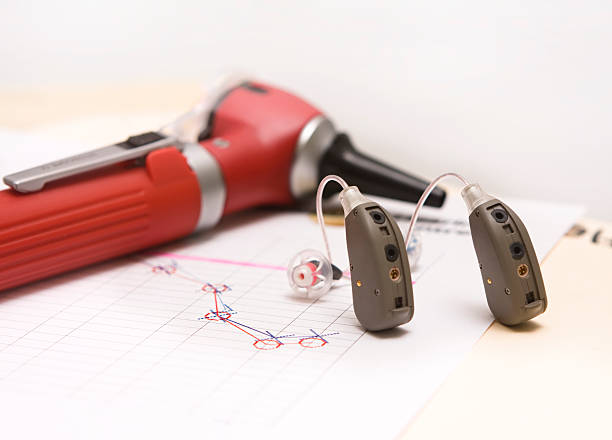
[
  {"left": 287, "top": 249, "right": 334, "bottom": 298},
  {"left": 406, "top": 230, "right": 422, "bottom": 271}
]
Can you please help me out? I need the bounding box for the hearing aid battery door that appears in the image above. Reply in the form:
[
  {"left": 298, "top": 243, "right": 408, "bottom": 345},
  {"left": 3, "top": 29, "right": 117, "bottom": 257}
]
[
  {"left": 344, "top": 202, "right": 414, "bottom": 331},
  {"left": 467, "top": 199, "right": 547, "bottom": 325}
]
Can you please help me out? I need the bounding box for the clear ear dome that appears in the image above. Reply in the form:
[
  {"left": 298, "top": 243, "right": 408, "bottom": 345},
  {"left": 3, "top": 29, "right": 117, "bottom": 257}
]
[
  {"left": 406, "top": 231, "right": 422, "bottom": 271},
  {"left": 287, "top": 249, "right": 333, "bottom": 298}
]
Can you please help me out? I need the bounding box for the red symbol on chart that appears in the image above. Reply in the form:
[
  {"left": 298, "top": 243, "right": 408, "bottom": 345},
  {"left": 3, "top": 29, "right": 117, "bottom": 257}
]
[
  {"left": 253, "top": 339, "right": 282, "bottom": 350},
  {"left": 298, "top": 337, "right": 327, "bottom": 348},
  {"left": 202, "top": 283, "right": 230, "bottom": 293},
  {"left": 152, "top": 264, "right": 177, "bottom": 274},
  {"left": 204, "top": 311, "right": 233, "bottom": 321}
]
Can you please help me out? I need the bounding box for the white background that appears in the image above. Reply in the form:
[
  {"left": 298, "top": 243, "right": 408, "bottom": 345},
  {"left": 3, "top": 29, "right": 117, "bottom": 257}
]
[{"left": 1, "top": 1, "right": 610, "bottom": 218}]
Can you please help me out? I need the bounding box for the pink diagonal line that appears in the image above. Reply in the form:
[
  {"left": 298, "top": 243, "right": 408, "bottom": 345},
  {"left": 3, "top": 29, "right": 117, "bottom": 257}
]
[
  {"left": 149, "top": 251, "right": 287, "bottom": 272},
  {"left": 150, "top": 251, "right": 417, "bottom": 284}
]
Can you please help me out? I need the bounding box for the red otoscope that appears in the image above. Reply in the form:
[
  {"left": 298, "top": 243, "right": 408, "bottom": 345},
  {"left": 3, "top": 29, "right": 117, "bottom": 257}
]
[{"left": 0, "top": 79, "right": 445, "bottom": 292}]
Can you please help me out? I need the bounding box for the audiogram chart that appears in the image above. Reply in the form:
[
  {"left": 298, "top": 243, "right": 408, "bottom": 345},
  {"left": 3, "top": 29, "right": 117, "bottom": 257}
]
[
  {"left": 147, "top": 258, "right": 340, "bottom": 351},
  {"left": 0, "top": 227, "right": 365, "bottom": 430}
]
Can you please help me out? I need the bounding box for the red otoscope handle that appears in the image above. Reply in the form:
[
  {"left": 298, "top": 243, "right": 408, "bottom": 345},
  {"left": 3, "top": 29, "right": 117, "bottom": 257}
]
[
  {"left": 0, "top": 147, "right": 201, "bottom": 291},
  {"left": 0, "top": 81, "right": 324, "bottom": 292}
]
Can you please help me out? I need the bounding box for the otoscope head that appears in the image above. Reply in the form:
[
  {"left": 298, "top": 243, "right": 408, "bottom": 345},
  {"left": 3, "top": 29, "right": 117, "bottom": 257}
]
[
  {"left": 164, "top": 76, "right": 446, "bottom": 210},
  {"left": 318, "top": 133, "right": 446, "bottom": 207}
]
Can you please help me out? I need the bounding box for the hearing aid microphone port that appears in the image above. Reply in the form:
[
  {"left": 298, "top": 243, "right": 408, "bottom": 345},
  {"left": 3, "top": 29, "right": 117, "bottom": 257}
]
[
  {"left": 510, "top": 242, "right": 525, "bottom": 260},
  {"left": 491, "top": 208, "right": 508, "bottom": 223},
  {"left": 389, "top": 267, "right": 401, "bottom": 281},
  {"left": 384, "top": 244, "right": 399, "bottom": 262},
  {"left": 369, "top": 210, "right": 385, "bottom": 224}
]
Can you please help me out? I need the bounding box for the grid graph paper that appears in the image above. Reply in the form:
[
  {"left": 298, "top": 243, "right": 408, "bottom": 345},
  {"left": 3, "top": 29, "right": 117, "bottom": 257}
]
[{"left": 0, "top": 211, "right": 367, "bottom": 426}]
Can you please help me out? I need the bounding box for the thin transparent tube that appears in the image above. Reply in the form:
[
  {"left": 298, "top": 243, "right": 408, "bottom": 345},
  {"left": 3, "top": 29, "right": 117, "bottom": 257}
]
[
  {"left": 405, "top": 172, "right": 470, "bottom": 247},
  {"left": 316, "top": 175, "right": 349, "bottom": 264}
]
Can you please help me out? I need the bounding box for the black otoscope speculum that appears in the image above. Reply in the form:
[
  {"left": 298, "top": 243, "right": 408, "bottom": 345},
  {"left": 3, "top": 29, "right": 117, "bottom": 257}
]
[{"left": 318, "top": 132, "right": 446, "bottom": 207}]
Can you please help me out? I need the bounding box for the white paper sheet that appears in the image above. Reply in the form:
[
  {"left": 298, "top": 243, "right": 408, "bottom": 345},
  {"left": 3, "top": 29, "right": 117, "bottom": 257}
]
[{"left": 0, "top": 130, "right": 583, "bottom": 439}]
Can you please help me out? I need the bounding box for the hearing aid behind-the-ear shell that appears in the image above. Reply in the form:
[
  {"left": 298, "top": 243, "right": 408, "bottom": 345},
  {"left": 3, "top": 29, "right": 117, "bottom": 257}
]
[
  {"left": 405, "top": 175, "right": 548, "bottom": 326},
  {"left": 461, "top": 184, "right": 547, "bottom": 325},
  {"left": 339, "top": 186, "right": 414, "bottom": 331},
  {"left": 287, "top": 175, "right": 414, "bottom": 331}
]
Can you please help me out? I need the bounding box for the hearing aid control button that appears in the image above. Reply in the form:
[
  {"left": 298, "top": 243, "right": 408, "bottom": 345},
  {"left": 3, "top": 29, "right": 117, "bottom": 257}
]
[
  {"left": 384, "top": 244, "right": 399, "bottom": 262},
  {"left": 370, "top": 211, "right": 385, "bottom": 224},
  {"left": 491, "top": 208, "right": 508, "bottom": 223}
]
